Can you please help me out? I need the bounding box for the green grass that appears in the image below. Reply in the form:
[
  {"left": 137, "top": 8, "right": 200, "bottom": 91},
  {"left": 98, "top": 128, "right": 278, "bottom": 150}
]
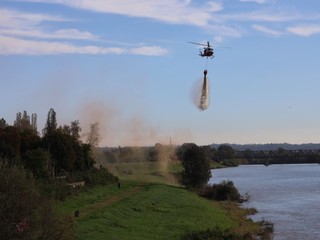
[
  {"left": 104, "top": 161, "right": 181, "bottom": 184},
  {"left": 55, "top": 183, "right": 134, "bottom": 215},
  {"left": 104, "top": 160, "right": 224, "bottom": 184},
  {"left": 56, "top": 161, "right": 261, "bottom": 239},
  {"left": 58, "top": 182, "right": 237, "bottom": 240}
]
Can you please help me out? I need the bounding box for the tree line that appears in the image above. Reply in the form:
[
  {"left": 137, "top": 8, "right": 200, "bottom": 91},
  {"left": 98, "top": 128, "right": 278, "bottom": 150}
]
[{"left": 0, "top": 108, "right": 96, "bottom": 178}]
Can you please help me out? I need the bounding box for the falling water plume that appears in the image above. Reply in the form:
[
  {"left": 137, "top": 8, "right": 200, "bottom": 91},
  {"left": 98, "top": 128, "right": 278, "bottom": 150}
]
[{"left": 198, "top": 69, "right": 209, "bottom": 111}]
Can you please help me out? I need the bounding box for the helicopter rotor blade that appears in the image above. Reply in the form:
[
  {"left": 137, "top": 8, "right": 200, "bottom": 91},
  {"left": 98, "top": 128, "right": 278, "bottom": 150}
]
[{"left": 187, "top": 41, "right": 207, "bottom": 47}]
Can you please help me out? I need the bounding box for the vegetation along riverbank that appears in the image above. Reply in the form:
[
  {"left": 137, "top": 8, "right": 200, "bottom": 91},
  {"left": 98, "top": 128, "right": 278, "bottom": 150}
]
[{"left": 1, "top": 110, "right": 273, "bottom": 239}]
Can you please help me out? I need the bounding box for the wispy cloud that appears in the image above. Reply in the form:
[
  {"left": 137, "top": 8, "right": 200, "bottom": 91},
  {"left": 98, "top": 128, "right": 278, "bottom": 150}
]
[
  {"left": 129, "top": 46, "right": 168, "bottom": 56},
  {"left": 1, "top": 28, "right": 98, "bottom": 40},
  {"left": 221, "top": 10, "right": 299, "bottom": 23},
  {"left": 0, "top": 7, "right": 168, "bottom": 56},
  {"left": 21, "top": 0, "right": 223, "bottom": 27},
  {"left": 287, "top": 25, "right": 320, "bottom": 37},
  {"left": 0, "top": 35, "right": 167, "bottom": 56},
  {"left": 0, "top": 8, "right": 66, "bottom": 28},
  {"left": 0, "top": 8, "right": 97, "bottom": 40},
  {"left": 252, "top": 24, "right": 282, "bottom": 36}
]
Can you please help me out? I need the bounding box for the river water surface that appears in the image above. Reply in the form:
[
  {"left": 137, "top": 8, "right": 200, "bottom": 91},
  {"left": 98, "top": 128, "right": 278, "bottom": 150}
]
[{"left": 209, "top": 164, "right": 320, "bottom": 240}]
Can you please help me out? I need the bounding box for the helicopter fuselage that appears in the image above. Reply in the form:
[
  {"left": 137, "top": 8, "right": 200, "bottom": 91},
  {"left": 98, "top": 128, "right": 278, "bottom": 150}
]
[{"left": 200, "top": 47, "right": 214, "bottom": 58}]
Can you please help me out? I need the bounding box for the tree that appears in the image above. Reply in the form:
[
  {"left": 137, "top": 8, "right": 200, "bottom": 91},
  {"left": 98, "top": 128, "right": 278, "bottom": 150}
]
[
  {"left": 70, "top": 120, "right": 81, "bottom": 140},
  {"left": 0, "top": 126, "right": 21, "bottom": 165},
  {"left": 44, "top": 129, "right": 75, "bottom": 173},
  {"left": 23, "top": 148, "right": 50, "bottom": 178},
  {"left": 86, "top": 122, "right": 101, "bottom": 147},
  {"left": 42, "top": 108, "right": 57, "bottom": 136},
  {"left": 31, "top": 113, "right": 37, "bottom": 133},
  {"left": 0, "top": 118, "right": 7, "bottom": 129},
  {"left": 217, "top": 144, "right": 235, "bottom": 160},
  {"left": 179, "top": 143, "right": 211, "bottom": 188}
]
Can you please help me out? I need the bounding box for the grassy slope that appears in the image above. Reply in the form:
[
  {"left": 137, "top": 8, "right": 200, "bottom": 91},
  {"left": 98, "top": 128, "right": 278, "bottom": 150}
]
[
  {"left": 57, "top": 161, "right": 259, "bottom": 239},
  {"left": 58, "top": 182, "right": 237, "bottom": 240}
]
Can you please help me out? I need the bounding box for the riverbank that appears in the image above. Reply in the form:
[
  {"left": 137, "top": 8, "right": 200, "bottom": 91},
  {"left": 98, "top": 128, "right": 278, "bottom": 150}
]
[
  {"left": 57, "top": 181, "right": 262, "bottom": 239},
  {"left": 56, "top": 161, "right": 267, "bottom": 239}
]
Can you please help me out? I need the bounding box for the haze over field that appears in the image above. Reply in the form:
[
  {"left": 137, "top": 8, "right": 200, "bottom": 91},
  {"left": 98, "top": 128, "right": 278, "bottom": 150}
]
[{"left": 1, "top": 0, "right": 320, "bottom": 146}]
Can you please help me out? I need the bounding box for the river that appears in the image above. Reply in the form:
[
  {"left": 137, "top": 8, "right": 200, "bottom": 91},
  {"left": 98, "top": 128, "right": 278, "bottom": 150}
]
[{"left": 209, "top": 164, "right": 320, "bottom": 240}]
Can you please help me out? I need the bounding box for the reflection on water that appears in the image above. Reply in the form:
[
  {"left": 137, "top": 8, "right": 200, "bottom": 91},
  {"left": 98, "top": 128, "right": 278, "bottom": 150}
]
[{"left": 209, "top": 164, "right": 320, "bottom": 240}]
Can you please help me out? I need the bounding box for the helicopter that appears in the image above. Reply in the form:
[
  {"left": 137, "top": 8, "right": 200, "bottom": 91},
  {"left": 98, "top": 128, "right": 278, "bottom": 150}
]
[{"left": 188, "top": 41, "right": 214, "bottom": 58}]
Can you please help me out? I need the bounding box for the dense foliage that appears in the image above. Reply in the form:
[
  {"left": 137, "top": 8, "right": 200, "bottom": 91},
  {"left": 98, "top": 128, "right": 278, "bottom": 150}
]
[
  {"left": 0, "top": 109, "right": 95, "bottom": 177},
  {"left": 0, "top": 166, "right": 74, "bottom": 239},
  {"left": 178, "top": 143, "right": 211, "bottom": 188},
  {"left": 199, "top": 181, "right": 242, "bottom": 202},
  {"left": 181, "top": 227, "right": 253, "bottom": 240}
]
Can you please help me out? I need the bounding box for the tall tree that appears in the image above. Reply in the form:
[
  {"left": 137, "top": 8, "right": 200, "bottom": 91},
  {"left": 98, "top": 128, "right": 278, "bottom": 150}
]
[
  {"left": 179, "top": 143, "right": 211, "bottom": 188},
  {"left": 217, "top": 144, "right": 235, "bottom": 160},
  {"left": 0, "top": 126, "right": 21, "bottom": 165},
  {"left": 14, "top": 111, "right": 37, "bottom": 134},
  {"left": 31, "top": 113, "right": 37, "bottom": 133},
  {"left": 86, "top": 122, "right": 101, "bottom": 147},
  {"left": 0, "top": 118, "right": 7, "bottom": 129},
  {"left": 23, "top": 148, "right": 50, "bottom": 178},
  {"left": 14, "top": 112, "right": 22, "bottom": 129},
  {"left": 42, "top": 108, "right": 57, "bottom": 136},
  {"left": 70, "top": 120, "right": 81, "bottom": 140}
]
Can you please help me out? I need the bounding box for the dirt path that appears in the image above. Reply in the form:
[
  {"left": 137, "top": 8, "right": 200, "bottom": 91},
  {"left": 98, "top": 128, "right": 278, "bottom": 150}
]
[{"left": 79, "top": 185, "right": 145, "bottom": 217}]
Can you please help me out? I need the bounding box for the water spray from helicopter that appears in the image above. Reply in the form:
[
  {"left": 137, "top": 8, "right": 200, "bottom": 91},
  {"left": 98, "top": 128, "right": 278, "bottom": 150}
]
[{"left": 198, "top": 69, "right": 209, "bottom": 111}]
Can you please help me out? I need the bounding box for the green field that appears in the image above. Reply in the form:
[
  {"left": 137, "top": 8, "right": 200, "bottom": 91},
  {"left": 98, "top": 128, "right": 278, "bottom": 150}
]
[
  {"left": 103, "top": 161, "right": 182, "bottom": 184},
  {"left": 58, "top": 182, "right": 240, "bottom": 240},
  {"left": 57, "top": 161, "right": 260, "bottom": 239}
]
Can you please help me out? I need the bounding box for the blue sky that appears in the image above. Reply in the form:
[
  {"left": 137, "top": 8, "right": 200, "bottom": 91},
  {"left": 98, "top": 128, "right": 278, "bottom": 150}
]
[{"left": 1, "top": 0, "right": 320, "bottom": 146}]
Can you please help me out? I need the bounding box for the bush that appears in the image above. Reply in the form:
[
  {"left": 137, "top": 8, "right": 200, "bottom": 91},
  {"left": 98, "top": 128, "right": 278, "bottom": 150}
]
[
  {"left": 181, "top": 227, "right": 253, "bottom": 240},
  {"left": 0, "top": 166, "right": 74, "bottom": 239},
  {"left": 199, "top": 181, "right": 241, "bottom": 202},
  {"left": 41, "top": 180, "right": 74, "bottom": 201},
  {"left": 83, "top": 167, "right": 118, "bottom": 185},
  {"left": 41, "top": 167, "right": 118, "bottom": 201},
  {"left": 258, "top": 220, "right": 274, "bottom": 240}
]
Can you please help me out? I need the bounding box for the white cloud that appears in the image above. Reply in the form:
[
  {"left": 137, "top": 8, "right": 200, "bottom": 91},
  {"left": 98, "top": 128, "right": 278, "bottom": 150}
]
[
  {"left": 0, "top": 8, "right": 66, "bottom": 29},
  {"left": 129, "top": 46, "right": 168, "bottom": 56},
  {"left": 0, "top": 35, "right": 168, "bottom": 56},
  {"left": 252, "top": 24, "right": 282, "bottom": 36},
  {"left": 0, "top": 7, "right": 169, "bottom": 56},
  {"left": 0, "top": 28, "right": 98, "bottom": 40},
  {"left": 21, "top": 0, "right": 223, "bottom": 27},
  {"left": 0, "top": 8, "right": 98, "bottom": 41},
  {"left": 287, "top": 25, "right": 320, "bottom": 37},
  {"left": 207, "top": 25, "right": 243, "bottom": 38},
  {"left": 221, "top": 10, "right": 299, "bottom": 23}
]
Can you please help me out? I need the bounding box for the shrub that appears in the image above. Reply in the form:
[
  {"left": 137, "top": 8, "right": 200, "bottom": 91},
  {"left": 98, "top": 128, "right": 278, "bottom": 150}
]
[
  {"left": 83, "top": 167, "right": 118, "bottom": 185},
  {"left": 181, "top": 227, "right": 252, "bottom": 240},
  {"left": 0, "top": 166, "right": 74, "bottom": 239},
  {"left": 258, "top": 220, "right": 274, "bottom": 240},
  {"left": 199, "top": 181, "right": 241, "bottom": 202},
  {"left": 41, "top": 180, "right": 73, "bottom": 201}
]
